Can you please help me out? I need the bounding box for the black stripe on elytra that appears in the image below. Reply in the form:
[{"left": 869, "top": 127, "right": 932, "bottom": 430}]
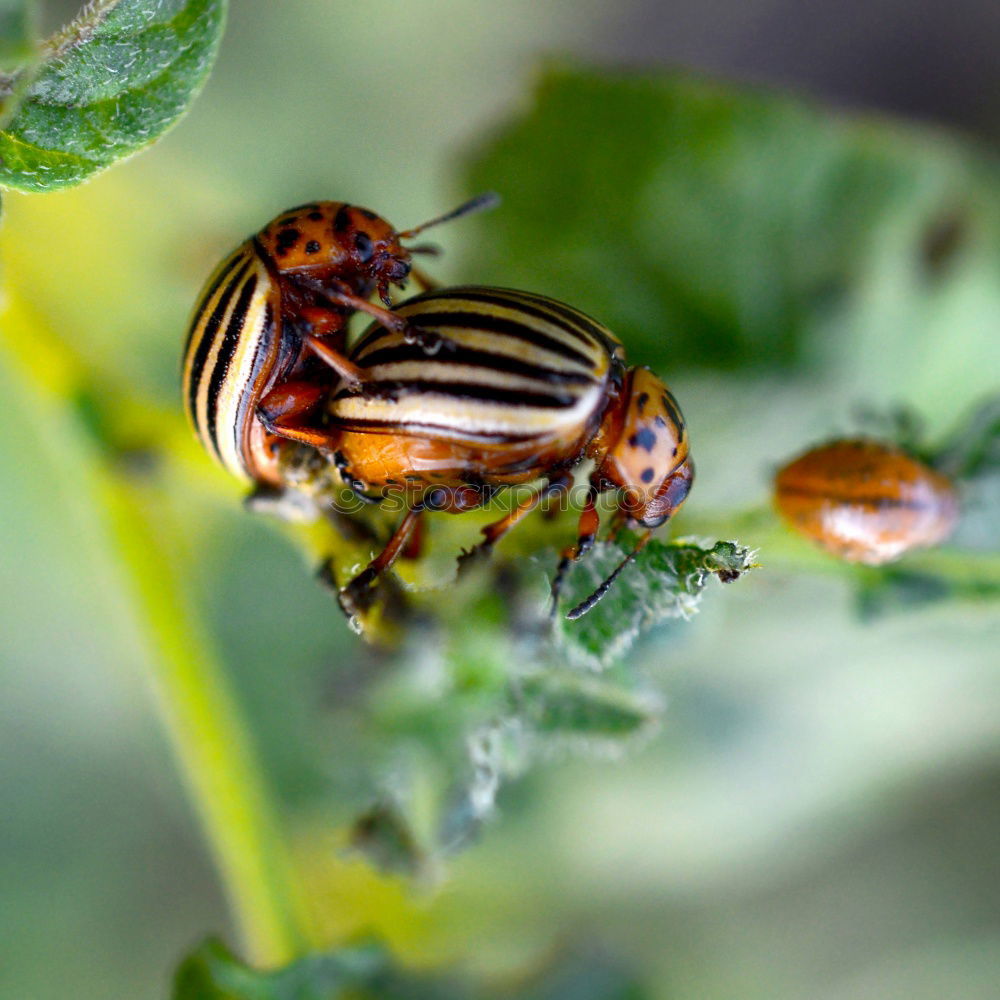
[
  {"left": 498, "top": 288, "right": 618, "bottom": 353},
  {"left": 234, "top": 300, "right": 277, "bottom": 474},
  {"left": 326, "top": 416, "right": 540, "bottom": 444},
  {"left": 334, "top": 379, "right": 576, "bottom": 408},
  {"left": 182, "top": 249, "right": 247, "bottom": 365},
  {"left": 778, "top": 485, "right": 936, "bottom": 512},
  {"left": 356, "top": 341, "right": 595, "bottom": 386},
  {"left": 425, "top": 286, "right": 610, "bottom": 352},
  {"left": 370, "top": 309, "right": 597, "bottom": 369},
  {"left": 660, "top": 390, "right": 685, "bottom": 434},
  {"left": 186, "top": 256, "right": 252, "bottom": 424},
  {"left": 206, "top": 273, "right": 260, "bottom": 457}
]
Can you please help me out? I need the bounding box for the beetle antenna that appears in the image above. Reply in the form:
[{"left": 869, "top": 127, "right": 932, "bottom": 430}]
[
  {"left": 397, "top": 192, "right": 500, "bottom": 239},
  {"left": 565, "top": 531, "right": 652, "bottom": 620},
  {"left": 406, "top": 243, "right": 442, "bottom": 256}
]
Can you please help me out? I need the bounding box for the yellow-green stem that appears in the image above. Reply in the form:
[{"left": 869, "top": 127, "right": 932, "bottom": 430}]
[
  {"left": 681, "top": 505, "right": 1000, "bottom": 591},
  {"left": 1, "top": 295, "right": 313, "bottom": 966}
]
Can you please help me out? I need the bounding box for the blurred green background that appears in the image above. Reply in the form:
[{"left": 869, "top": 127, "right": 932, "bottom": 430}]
[{"left": 2, "top": 2, "right": 999, "bottom": 998}]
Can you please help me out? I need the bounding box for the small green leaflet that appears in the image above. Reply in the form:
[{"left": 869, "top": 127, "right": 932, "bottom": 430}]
[
  {"left": 173, "top": 937, "right": 650, "bottom": 1000},
  {"left": 552, "top": 538, "right": 756, "bottom": 669},
  {"left": 0, "top": 0, "right": 226, "bottom": 191}
]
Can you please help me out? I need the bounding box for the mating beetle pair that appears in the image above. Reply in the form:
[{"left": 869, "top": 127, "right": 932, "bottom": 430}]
[{"left": 182, "top": 196, "right": 695, "bottom": 617}]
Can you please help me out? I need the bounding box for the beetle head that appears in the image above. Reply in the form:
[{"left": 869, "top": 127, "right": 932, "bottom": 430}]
[{"left": 597, "top": 367, "right": 693, "bottom": 528}]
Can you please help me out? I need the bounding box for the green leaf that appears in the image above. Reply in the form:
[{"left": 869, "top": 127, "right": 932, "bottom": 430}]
[
  {"left": 856, "top": 564, "right": 1000, "bottom": 619},
  {"left": 465, "top": 66, "right": 1000, "bottom": 374},
  {"left": 552, "top": 539, "right": 756, "bottom": 669},
  {"left": 173, "top": 937, "right": 442, "bottom": 1000},
  {"left": 934, "top": 394, "right": 1000, "bottom": 482},
  {"left": 173, "top": 938, "right": 649, "bottom": 1000},
  {"left": 0, "top": 0, "right": 36, "bottom": 71},
  {"left": 0, "top": 0, "right": 226, "bottom": 192},
  {"left": 516, "top": 671, "right": 659, "bottom": 740}
]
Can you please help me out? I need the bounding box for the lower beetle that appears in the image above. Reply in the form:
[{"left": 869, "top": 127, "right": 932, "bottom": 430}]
[{"left": 258, "top": 285, "right": 694, "bottom": 618}]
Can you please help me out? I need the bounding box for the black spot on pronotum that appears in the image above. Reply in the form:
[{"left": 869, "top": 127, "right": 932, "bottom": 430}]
[
  {"left": 280, "top": 216, "right": 298, "bottom": 227},
  {"left": 636, "top": 392, "right": 649, "bottom": 413},
  {"left": 304, "top": 240, "right": 321, "bottom": 255},
  {"left": 333, "top": 205, "right": 351, "bottom": 231},
  {"left": 308, "top": 210, "right": 323, "bottom": 221},
  {"left": 360, "top": 208, "right": 379, "bottom": 220},
  {"left": 276, "top": 228, "right": 300, "bottom": 251},
  {"left": 354, "top": 231, "right": 374, "bottom": 261},
  {"left": 628, "top": 427, "right": 657, "bottom": 452},
  {"left": 641, "top": 467, "right": 655, "bottom": 484}
]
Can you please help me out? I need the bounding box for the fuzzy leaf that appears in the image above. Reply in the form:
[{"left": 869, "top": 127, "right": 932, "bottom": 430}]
[
  {"left": 0, "top": 0, "right": 226, "bottom": 191},
  {"left": 516, "top": 671, "right": 658, "bottom": 739},
  {"left": 553, "top": 539, "right": 756, "bottom": 669},
  {"left": 173, "top": 937, "right": 648, "bottom": 1000},
  {"left": 173, "top": 937, "right": 454, "bottom": 1000}
]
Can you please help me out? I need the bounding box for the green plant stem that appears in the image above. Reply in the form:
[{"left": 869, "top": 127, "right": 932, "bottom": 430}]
[
  {"left": 0, "top": 299, "right": 313, "bottom": 966},
  {"left": 100, "top": 477, "right": 314, "bottom": 965},
  {"left": 680, "top": 504, "right": 1000, "bottom": 592}
]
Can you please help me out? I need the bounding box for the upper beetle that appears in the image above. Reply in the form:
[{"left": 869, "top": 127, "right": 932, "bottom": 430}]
[
  {"left": 258, "top": 285, "right": 694, "bottom": 618},
  {"left": 181, "top": 194, "right": 498, "bottom": 486}
]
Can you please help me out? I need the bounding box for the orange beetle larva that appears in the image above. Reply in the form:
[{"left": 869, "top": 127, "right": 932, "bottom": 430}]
[{"left": 774, "top": 438, "right": 959, "bottom": 564}]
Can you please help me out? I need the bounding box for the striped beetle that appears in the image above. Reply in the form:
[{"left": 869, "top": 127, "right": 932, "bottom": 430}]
[
  {"left": 774, "top": 439, "right": 958, "bottom": 564},
  {"left": 258, "top": 286, "right": 694, "bottom": 619},
  {"left": 181, "top": 194, "right": 497, "bottom": 485}
]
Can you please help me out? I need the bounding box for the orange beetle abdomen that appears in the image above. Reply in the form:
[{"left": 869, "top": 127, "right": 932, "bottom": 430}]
[{"left": 774, "top": 439, "right": 959, "bottom": 564}]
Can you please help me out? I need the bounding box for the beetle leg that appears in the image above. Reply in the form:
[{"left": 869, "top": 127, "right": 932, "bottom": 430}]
[
  {"left": 339, "top": 505, "right": 425, "bottom": 614},
  {"left": 458, "top": 473, "right": 572, "bottom": 572},
  {"left": 297, "top": 305, "right": 346, "bottom": 340},
  {"left": 329, "top": 284, "right": 451, "bottom": 356},
  {"left": 549, "top": 486, "right": 601, "bottom": 616},
  {"left": 296, "top": 273, "right": 449, "bottom": 355},
  {"left": 256, "top": 379, "right": 334, "bottom": 449},
  {"left": 302, "top": 333, "right": 368, "bottom": 388},
  {"left": 400, "top": 512, "right": 425, "bottom": 560}
]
